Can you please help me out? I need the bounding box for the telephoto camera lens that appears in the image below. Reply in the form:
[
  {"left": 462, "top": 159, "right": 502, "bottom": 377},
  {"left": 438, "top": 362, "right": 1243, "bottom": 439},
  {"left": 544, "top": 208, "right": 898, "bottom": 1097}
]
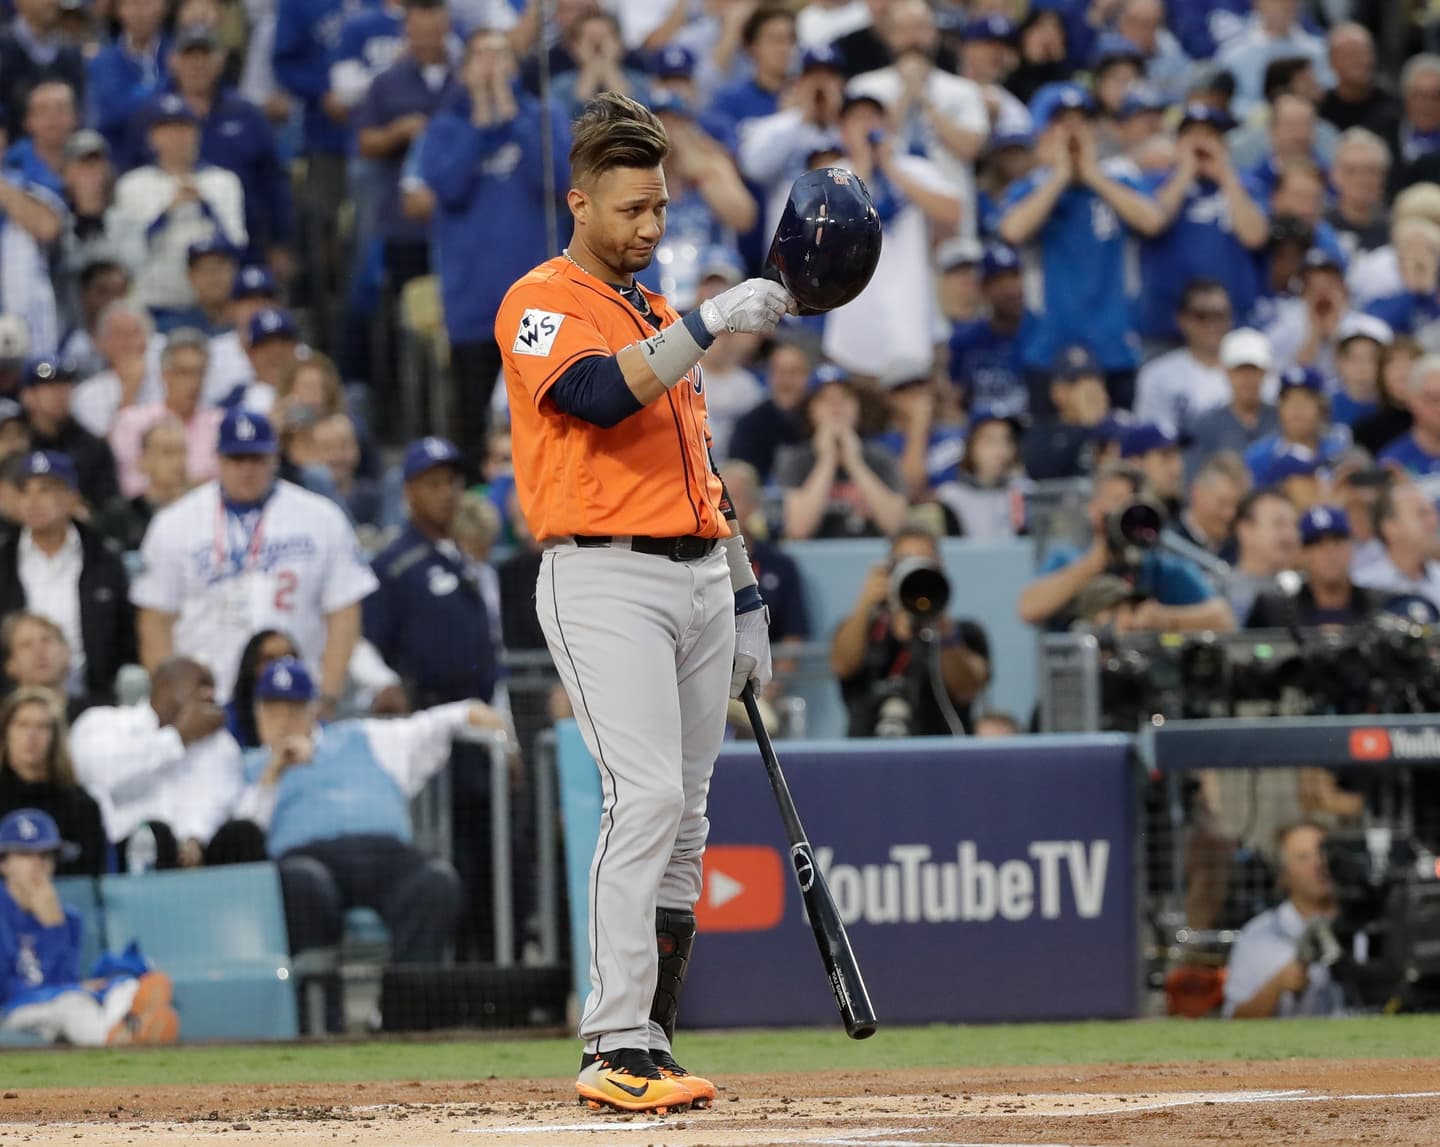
[
  {"left": 890, "top": 559, "right": 950, "bottom": 621},
  {"left": 1105, "top": 499, "right": 1167, "bottom": 552}
]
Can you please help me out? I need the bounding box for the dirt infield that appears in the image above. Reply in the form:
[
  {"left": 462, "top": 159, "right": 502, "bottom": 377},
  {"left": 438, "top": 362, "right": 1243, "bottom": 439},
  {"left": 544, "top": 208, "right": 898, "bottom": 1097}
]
[{"left": 1, "top": 1058, "right": 1437, "bottom": 1146}]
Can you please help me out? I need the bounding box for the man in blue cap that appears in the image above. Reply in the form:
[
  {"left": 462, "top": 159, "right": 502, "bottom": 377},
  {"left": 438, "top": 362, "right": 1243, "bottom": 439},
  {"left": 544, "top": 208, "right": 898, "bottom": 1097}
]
[
  {"left": 1022, "top": 344, "right": 1111, "bottom": 480},
  {"left": 18, "top": 356, "right": 118, "bottom": 509},
  {"left": 1247, "top": 505, "right": 1392, "bottom": 627},
  {"left": 239, "top": 655, "right": 505, "bottom": 1029},
  {"left": 0, "top": 450, "right": 134, "bottom": 707},
  {"left": 1000, "top": 81, "right": 1167, "bottom": 413},
  {"left": 200, "top": 265, "right": 281, "bottom": 408},
  {"left": 153, "top": 236, "right": 238, "bottom": 336},
  {"left": 225, "top": 307, "right": 302, "bottom": 413},
  {"left": 1244, "top": 365, "right": 1349, "bottom": 482},
  {"left": 948, "top": 243, "right": 1025, "bottom": 414},
  {"left": 0, "top": 808, "right": 180, "bottom": 1046},
  {"left": 1120, "top": 420, "right": 1184, "bottom": 511}
]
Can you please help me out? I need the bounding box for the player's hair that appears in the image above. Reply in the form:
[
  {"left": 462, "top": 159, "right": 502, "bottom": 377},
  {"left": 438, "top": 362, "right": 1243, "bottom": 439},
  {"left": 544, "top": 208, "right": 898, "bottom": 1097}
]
[
  {"left": 742, "top": 3, "right": 795, "bottom": 47},
  {"left": 569, "top": 92, "right": 670, "bottom": 188},
  {"left": 0, "top": 686, "right": 76, "bottom": 788},
  {"left": 0, "top": 612, "right": 67, "bottom": 664}
]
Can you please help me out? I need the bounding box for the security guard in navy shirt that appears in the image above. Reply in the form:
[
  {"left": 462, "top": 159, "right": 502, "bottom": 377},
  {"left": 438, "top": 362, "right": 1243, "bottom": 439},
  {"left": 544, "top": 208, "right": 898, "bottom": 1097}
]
[{"left": 364, "top": 437, "right": 499, "bottom": 708}]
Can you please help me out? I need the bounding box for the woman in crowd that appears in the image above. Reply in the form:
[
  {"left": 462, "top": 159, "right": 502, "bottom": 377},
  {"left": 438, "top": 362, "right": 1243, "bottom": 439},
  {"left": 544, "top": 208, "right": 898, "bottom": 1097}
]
[
  {"left": 0, "top": 688, "right": 106, "bottom": 876},
  {"left": 936, "top": 408, "right": 1025, "bottom": 538},
  {"left": 226, "top": 629, "right": 299, "bottom": 750},
  {"left": 1353, "top": 334, "right": 1418, "bottom": 456}
]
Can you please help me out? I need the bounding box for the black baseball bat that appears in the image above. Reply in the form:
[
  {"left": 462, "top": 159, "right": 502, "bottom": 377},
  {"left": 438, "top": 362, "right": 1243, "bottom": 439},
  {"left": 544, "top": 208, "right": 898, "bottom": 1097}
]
[{"left": 740, "top": 683, "right": 878, "bottom": 1040}]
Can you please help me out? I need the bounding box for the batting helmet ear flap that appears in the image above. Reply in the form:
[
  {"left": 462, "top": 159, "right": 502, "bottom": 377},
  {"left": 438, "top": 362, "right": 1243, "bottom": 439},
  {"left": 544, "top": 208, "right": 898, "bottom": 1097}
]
[{"left": 764, "top": 168, "right": 883, "bottom": 315}]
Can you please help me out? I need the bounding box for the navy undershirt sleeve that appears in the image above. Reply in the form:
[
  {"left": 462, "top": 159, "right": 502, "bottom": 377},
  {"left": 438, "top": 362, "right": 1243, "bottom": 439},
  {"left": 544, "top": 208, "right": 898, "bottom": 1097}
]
[{"left": 549, "top": 355, "right": 644, "bottom": 428}]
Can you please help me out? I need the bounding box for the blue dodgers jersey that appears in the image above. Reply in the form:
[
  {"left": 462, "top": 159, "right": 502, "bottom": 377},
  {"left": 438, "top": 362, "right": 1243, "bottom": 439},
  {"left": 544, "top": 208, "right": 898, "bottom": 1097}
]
[
  {"left": 1001, "top": 173, "right": 1146, "bottom": 371},
  {"left": 1378, "top": 432, "right": 1440, "bottom": 476},
  {"left": 0, "top": 885, "right": 83, "bottom": 1012},
  {"left": 948, "top": 320, "right": 1025, "bottom": 412}
]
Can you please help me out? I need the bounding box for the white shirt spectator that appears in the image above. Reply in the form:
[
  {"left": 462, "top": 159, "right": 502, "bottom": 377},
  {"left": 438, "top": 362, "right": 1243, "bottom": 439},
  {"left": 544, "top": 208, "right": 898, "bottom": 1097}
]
[
  {"left": 1215, "top": 14, "right": 1335, "bottom": 118},
  {"left": 1134, "top": 349, "right": 1232, "bottom": 430},
  {"left": 1263, "top": 298, "right": 1367, "bottom": 378},
  {"left": 1347, "top": 244, "right": 1402, "bottom": 310},
  {"left": 71, "top": 348, "right": 166, "bottom": 438},
  {"left": 201, "top": 328, "right": 256, "bottom": 407},
  {"left": 846, "top": 67, "right": 988, "bottom": 236},
  {"left": 69, "top": 708, "right": 245, "bottom": 846},
  {"left": 1353, "top": 550, "right": 1440, "bottom": 609},
  {"left": 131, "top": 478, "right": 379, "bottom": 700},
  {"left": 239, "top": 0, "right": 280, "bottom": 110},
  {"left": 797, "top": 0, "right": 870, "bottom": 49},
  {"left": 823, "top": 154, "right": 960, "bottom": 383},
  {"left": 17, "top": 526, "right": 85, "bottom": 691},
  {"left": 111, "top": 165, "right": 247, "bottom": 311},
  {"left": 606, "top": 0, "right": 700, "bottom": 50},
  {"left": 740, "top": 108, "right": 844, "bottom": 240},
  {"left": 0, "top": 219, "right": 58, "bottom": 357},
  {"left": 1222, "top": 900, "right": 1345, "bottom": 1018}
]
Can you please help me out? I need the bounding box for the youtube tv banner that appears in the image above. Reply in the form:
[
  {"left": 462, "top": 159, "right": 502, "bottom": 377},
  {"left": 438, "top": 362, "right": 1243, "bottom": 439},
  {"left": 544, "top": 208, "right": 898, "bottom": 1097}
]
[{"left": 554, "top": 726, "right": 1140, "bottom": 1028}]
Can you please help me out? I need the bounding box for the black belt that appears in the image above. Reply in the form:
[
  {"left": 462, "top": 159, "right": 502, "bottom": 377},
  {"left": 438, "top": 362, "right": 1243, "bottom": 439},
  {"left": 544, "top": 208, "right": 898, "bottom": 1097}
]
[{"left": 574, "top": 534, "right": 717, "bottom": 561}]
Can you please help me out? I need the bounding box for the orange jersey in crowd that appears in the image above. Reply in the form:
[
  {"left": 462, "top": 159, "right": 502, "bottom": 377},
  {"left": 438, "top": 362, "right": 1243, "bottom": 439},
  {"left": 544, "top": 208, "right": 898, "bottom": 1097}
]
[{"left": 498, "top": 257, "right": 730, "bottom": 543}]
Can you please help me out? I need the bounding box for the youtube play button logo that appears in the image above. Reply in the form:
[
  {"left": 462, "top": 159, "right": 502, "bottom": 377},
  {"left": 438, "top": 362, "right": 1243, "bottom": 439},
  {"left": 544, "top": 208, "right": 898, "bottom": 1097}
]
[{"left": 696, "top": 845, "right": 785, "bottom": 932}]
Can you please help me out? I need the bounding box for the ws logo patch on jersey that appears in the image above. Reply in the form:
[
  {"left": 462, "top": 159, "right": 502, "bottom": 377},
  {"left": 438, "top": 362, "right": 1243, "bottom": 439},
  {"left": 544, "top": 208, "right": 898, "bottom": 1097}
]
[{"left": 513, "top": 309, "right": 565, "bottom": 357}]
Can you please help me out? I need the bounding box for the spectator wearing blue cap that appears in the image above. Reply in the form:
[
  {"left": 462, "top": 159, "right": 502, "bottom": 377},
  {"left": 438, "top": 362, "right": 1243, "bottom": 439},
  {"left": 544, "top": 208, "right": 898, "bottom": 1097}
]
[
  {"left": 1134, "top": 103, "right": 1269, "bottom": 348},
  {"left": 1246, "top": 505, "right": 1391, "bottom": 626},
  {"left": 86, "top": 0, "right": 169, "bottom": 165},
  {"left": 1226, "top": 486, "right": 1302, "bottom": 621},
  {"left": 111, "top": 93, "right": 247, "bottom": 314},
  {"left": 1215, "top": 0, "right": 1333, "bottom": 120},
  {"left": 198, "top": 265, "right": 280, "bottom": 408},
  {"left": 222, "top": 306, "right": 301, "bottom": 414},
  {"left": 420, "top": 29, "right": 572, "bottom": 478},
  {"left": 0, "top": 452, "right": 135, "bottom": 708},
  {"left": 958, "top": 15, "right": 1030, "bottom": 140},
  {"left": 1000, "top": 82, "right": 1167, "bottom": 412},
  {"left": 1377, "top": 354, "right": 1440, "bottom": 482},
  {"left": 1187, "top": 328, "right": 1282, "bottom": 476},
  {"left": 19, "top": 359, "right": 119, "bottom": 510},
  {"left": 1135, "top": 281, "right": 1237, "bottom": 434},
  {"left": 1245, "top": 365, "right": 1350, "bottom": 482},
  {"left": 1354, "top": 483, "right": 1440, "bottom": 610},
  {"left": 1121, "top": 420, "right": 1184, "bottom": 510},
  {"left": 1108, "top": 82, "right": 1171, "bottom": 167},
  {"left": 160, "top": 25, "right": 295, "bottom": 272},
  {"left": 237, "top": 655, "right": 505, "bottom": 1029},
  {"left": 1264, "top": 247, "right": 1364, "bottom": 378},
  {"left": 729, "top": 342, "right": 817, "bottom": 484},
  {"left": 847, "top": 2, "right": 990, "bottom": 223},
  {"left": 0, "top": 0, "right": 87, "bottom": 141},
  {"left": 548, "top": 10, "right": 651, "bottom": 121},
  {"left": 1090, "top": 34, "right": 1146, "bottom": 142},
  {"left": 1020, "top": 463, "right": 1235, "bottom": 633},
  {"left": 948, "top": 243, "right": 1026, "bottom": 414},
  {"left": 151, "top": 236, "right": 237, "bottom": 337},
  {"left": 1022, "top": 344, "right": 1112, "bottom": 480}
]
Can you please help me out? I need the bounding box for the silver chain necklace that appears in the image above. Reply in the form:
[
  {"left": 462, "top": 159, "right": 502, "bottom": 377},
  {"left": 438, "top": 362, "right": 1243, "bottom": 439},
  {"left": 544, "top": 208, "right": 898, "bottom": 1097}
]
[{"left": 563, "top": 248, "right": 651, "bottom": 316}]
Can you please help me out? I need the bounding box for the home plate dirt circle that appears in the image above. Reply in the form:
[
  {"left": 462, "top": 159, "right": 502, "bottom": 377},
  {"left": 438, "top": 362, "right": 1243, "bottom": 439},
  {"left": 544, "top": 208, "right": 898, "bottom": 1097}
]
[{"left": 2, "top": 1059, "right": 1439, "bottom": 1146}]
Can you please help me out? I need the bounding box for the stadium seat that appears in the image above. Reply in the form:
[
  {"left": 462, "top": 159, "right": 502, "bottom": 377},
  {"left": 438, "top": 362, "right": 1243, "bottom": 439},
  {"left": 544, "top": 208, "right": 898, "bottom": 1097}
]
[
  {"left": 99, "top": 864, "right": 298, "bottom": 1042},
  {"left": 55, "top": 875, "right": 105, "bottom": 978}
]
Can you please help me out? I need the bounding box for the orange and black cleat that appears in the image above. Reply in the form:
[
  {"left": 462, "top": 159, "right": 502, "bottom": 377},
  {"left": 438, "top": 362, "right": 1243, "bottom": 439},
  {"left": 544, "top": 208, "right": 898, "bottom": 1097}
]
[{"left": 576, "top": 1048, "right": 695, "bottom": 1114}]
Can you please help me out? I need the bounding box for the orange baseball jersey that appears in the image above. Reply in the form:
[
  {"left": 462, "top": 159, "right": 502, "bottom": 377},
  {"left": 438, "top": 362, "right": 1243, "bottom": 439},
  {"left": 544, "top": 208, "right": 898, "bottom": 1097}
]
[{"left": 498, "top": 257, "right": 730, "bottom": 543}]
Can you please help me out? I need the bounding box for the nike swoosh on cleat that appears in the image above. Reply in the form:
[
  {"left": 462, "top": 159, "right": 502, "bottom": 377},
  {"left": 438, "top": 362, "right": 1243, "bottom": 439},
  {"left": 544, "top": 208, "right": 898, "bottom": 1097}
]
[{"left": 609, "top": 1078, "right": 649, "bottom": 1098}]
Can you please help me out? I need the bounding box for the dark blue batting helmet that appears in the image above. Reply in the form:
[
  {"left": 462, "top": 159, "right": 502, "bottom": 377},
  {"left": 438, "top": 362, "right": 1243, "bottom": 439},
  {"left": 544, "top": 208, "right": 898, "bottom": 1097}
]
[{"left": 764, "top": 168, "right": 883, "bottom": 315}]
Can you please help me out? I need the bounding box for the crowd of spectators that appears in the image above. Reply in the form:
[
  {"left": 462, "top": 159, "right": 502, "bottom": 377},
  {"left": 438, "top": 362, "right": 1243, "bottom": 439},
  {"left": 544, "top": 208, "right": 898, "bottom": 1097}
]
[{"left": 0, "top": 0, "right": 1437, "bottom": 1022}]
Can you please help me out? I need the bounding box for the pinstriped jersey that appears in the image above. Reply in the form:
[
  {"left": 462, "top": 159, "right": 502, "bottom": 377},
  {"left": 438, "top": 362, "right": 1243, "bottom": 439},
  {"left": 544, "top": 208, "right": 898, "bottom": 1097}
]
[{"left": 498, "top": 257, "right": 730, "bottom": 543}]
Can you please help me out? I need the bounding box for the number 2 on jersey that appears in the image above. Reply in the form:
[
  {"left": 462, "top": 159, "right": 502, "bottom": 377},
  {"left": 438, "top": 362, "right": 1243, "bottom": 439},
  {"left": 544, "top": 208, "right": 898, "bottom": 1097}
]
[{"left": 273, "top": 570, "right": 298, "bottom": 611}]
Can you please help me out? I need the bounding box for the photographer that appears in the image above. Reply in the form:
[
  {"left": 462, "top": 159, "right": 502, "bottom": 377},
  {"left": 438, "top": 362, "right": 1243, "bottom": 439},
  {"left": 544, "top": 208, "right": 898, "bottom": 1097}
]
[
  {"left": 1224, "top": 820, "right": 1346, "bottom": 1018},
  {"left": 831, "top": 526, "right": 990, "bottom": 737},
  {"left": 1246, "top": 506, "right": 1392, "bottom": 627},
  {"left": 1017, "top": 464, "right": 1236, "bottom": 633}
]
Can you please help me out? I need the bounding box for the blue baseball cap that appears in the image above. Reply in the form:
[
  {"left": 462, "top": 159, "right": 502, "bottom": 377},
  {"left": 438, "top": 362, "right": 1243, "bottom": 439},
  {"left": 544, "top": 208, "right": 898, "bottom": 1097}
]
[
  {"left": 981, "top": 243, "right": 1021, "bottom": 280},
  {"left": 232, "top": 265, "right": 278, "bottom": 300},
  {"left": 1262, "top": 446, "right": 1322, "bottom": 486},
  {"left": 1301, "top": 246, "right": 1346, "bottom": 276},
  {"left": 1053, "top": 343, "right": 1101, "bottom": 381},
  {"left": 217, "top": 409, "right": 278, "bottom": 456},
  {"left": 1030, "top": 82, "right": 1094, "bottom": 132},
  {"left": 246, "top": 306, "right": 300, "bottom": 347},
  {"left": 1119, "top": 421, "right": 1179, "bottom": 459},
  {"left": 187, "top": 234, "right": 237, "bottom": 265},
  {"left": 651, "top": 43, "right": 695, "bottom": 78},
  {"left": 22, "top": 357, "right": 78, "bottom": 388},
  {"left": 255, "top": 656, "right": 317, "bottom": 703},
  {"left": 18, "top": 450, "right": 78, "bottom": 490},
  {"left": 964, "top": 13, "right": 1016, "bottom": 43},
  {"left": 403, "top": 436, "right": 463, "bottom": 481},
  {"left": 1384, "top": 594, "right": 1440, "bottom": 626},
  {"left": 1299, "top": 504, "right": 1350, "bottom": 546},
  {"left": 1089, "top": 410, "right": 1135, "bottom": 445},
  {"left": 1093, "top": 32, "right": 1145, "bottom": 71},
  {"left": 988, "top": 127, "right": 1035, "bottom": 152},
  {"left": 809, "top": 363, "right": 848, "bottom": 392},
  {"left": 1278, "top": 365, "right": 1326, "bottom": 396},
  {"left": 0, "top": 809, "right": 79, "bottom": 859},
  {"left": 1177, "top": 101, "right": 1235, "bottom": 133},
  {"left": 801, "top": 44, "right": 845, "bottom": 73},
  {"left": 1118, "top": 82, "right": 1169, "bottom": 120},
  {"left": 648, "top": 89, "right": 691, "bottom": 118},
  {"left": 148, "top": 93, "right": 198, "bottom": 129},
  {"left": 968, "top": 403, "right": 1025, "bottom": 435}
]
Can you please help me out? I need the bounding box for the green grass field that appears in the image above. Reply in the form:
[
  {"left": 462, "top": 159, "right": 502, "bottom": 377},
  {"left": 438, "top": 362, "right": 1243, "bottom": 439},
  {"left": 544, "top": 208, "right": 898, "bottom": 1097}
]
[{"left": 1, "top": 1016, "right": 1436, "bottom": 1090}]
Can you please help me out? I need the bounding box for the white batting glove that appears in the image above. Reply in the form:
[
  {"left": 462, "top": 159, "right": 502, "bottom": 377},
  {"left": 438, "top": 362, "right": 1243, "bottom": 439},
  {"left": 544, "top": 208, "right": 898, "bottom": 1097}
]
[
  {"left": 730, "top": 605, "right": 774, "bottom": 699},
  {"left": 700, "top": 279, "right": 795, "bottom": 337}
]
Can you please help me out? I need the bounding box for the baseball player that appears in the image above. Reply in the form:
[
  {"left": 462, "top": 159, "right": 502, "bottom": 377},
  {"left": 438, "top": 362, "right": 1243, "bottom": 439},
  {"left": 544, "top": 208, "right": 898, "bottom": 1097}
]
[
  {"left": 498, "top": 92, "right": 794, "bottom": 1115},
  {"left": 131, "top": 408, "right": 378, "bottom": 705},
  {"left": 0, "top": 809, "right": 179, "bottom": 1046}
]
